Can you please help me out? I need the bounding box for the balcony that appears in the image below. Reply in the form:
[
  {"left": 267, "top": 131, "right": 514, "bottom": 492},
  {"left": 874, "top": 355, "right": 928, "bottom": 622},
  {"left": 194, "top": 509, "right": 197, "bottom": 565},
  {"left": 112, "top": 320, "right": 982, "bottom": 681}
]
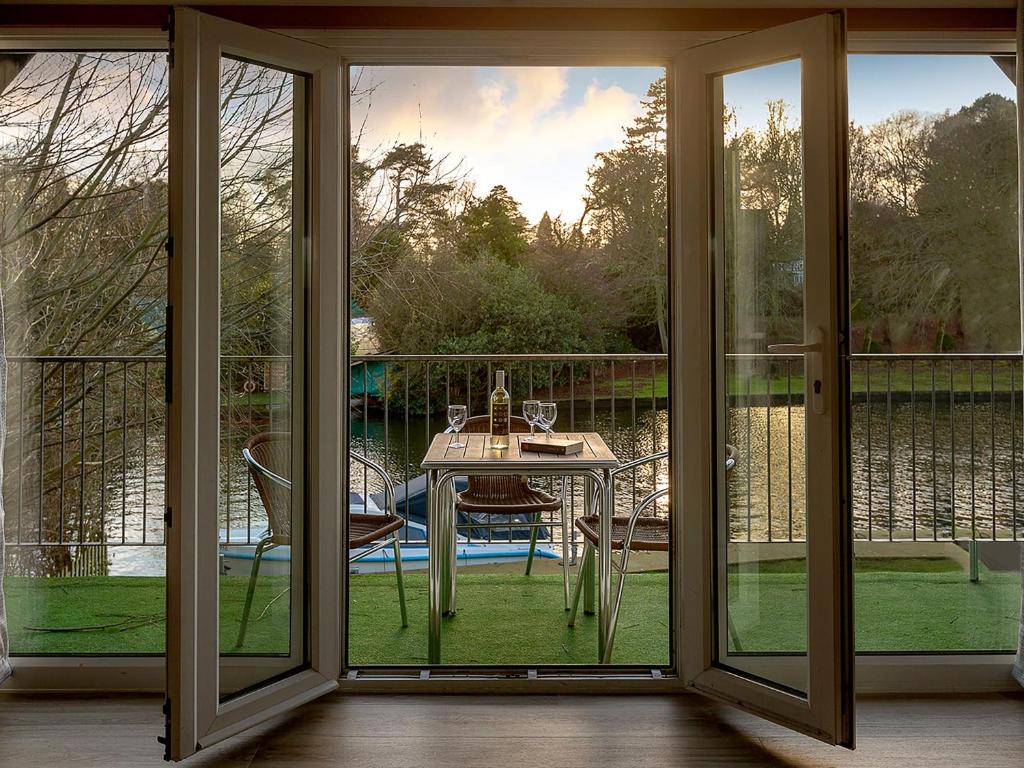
[{"left": 3, "top": 351, "right": 1020, "bottom": 663}]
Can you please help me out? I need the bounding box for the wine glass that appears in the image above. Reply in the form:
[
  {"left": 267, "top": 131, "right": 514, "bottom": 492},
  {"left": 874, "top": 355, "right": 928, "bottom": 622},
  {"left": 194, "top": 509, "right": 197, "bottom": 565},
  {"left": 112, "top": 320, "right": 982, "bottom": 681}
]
[
  {"left": 447, "top": 404, "right": 468, "bottom": 448},
  {"left": 522, "top": 400, "right": 541, "bottom": 436},
  {"left": 538, "top": 402, "right": 557, "bottom": 437}
]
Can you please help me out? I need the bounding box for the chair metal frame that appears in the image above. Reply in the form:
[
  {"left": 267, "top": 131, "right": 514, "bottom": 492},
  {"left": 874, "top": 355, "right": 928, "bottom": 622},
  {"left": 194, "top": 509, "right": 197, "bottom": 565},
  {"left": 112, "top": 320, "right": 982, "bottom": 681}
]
[
  {"left": 234, "top": 445, "right": 408, "bottom": 648},
  {"left": 444, "top": 416, "right": 574, "bottom": 609},
  {"left": 568, "top": 451, "right": 668, "bottom": 662},
  {"left": 568, "top": 447, "right": 738, "bottom": 663}
]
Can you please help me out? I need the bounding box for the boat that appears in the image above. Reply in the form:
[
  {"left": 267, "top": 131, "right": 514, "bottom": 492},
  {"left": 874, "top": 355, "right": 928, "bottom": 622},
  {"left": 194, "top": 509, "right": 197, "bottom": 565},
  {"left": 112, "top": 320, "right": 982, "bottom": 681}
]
[
  {"left": 220, "top": 487, "right": 558, "bottom": 576},
  {"left": 369, "top": 472, "right": 548, "bottom": 542}
]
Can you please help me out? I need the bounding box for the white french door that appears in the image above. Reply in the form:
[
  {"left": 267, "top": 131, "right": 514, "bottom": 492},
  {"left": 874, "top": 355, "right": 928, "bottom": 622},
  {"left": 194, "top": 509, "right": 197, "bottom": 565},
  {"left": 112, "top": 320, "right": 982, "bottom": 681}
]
[
  {"left": 673, "top": 13, "right": 855, "bottom": 745},
  {"left": 166, "top": 8, "right": 343, "bottom": 760},
  {"left": 160, "top": 7, "right": 852, "bottom": 758}
]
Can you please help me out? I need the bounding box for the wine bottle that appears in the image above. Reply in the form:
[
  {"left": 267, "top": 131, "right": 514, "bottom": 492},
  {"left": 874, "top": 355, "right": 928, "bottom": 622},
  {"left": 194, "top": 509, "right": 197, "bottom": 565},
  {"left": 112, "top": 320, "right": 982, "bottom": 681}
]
[{"left": 489, "top": 369, "right": 510, "bottom": 449}]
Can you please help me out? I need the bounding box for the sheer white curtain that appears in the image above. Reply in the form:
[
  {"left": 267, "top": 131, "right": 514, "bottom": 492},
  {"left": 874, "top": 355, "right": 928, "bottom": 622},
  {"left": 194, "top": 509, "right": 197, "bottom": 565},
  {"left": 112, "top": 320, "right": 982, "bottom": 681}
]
[
  {"left": 0, "top": 54, "right": 25, "bottom": 687},
  {"left": 0, "top": 289, "right": 9, "bottom": 684},
  {"left": 1016, "top": 0, "right": 1024, "bottom": 691}
]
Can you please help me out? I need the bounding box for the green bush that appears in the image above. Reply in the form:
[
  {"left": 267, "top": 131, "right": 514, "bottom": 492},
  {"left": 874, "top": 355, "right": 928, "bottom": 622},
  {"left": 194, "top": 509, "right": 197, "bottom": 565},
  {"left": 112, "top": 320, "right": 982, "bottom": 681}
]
[{"left": 367, "top": 255, "right": 595, "bottom": 413}]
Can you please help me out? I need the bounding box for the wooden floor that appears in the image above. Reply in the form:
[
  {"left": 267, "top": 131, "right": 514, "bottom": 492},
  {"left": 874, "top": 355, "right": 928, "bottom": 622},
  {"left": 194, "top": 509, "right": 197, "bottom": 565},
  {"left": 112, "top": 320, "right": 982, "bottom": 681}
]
[{"left": 0, "top": 691, "right": 1021, "bottom": 767}]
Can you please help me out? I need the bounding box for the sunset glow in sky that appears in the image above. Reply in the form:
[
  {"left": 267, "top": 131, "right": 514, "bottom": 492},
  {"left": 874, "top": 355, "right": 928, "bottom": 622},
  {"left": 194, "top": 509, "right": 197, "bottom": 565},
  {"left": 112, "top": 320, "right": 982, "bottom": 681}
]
[{"left": 351, "top": 56, "right": 1015, "bottom": 226}]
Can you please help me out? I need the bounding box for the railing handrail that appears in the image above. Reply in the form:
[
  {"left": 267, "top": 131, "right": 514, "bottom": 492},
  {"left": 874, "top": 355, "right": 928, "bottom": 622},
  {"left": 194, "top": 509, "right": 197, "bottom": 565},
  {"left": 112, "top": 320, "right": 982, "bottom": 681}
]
[
  {"left": 353, "top": 351, "right": 1024, "bottom": 363},
  {"left": 5, "top": 355, "right": 165, "bottom": 363},
  {"left": 849, "top": 352, "right": 1022, "bottom": 361},
  {"left": 351, "top": 353, "right": 666, "bottom": 362},
  {"left": 9, "top": 351, "right": 1019, "bottom": 364}
]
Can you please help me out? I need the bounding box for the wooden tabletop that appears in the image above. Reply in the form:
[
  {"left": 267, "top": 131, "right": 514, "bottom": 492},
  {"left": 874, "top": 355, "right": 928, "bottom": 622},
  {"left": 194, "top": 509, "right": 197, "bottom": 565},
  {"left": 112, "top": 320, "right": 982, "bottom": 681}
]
[{"left": 420, "top": 432, "right": 618, "bottom": 470}]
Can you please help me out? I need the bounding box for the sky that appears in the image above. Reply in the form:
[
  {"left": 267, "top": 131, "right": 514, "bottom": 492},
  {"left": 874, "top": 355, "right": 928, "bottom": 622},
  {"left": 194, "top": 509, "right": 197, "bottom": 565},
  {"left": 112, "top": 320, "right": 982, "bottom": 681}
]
[{"left": 351, "top": 56, "right": 1016, "bottom": 225}]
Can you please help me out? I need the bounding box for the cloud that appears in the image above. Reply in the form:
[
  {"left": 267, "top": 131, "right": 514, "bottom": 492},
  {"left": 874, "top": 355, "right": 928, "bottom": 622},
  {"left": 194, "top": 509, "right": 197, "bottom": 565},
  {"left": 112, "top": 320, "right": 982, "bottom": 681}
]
[{"left": 351, "top": 66, "right": 650, "bottom": 224}]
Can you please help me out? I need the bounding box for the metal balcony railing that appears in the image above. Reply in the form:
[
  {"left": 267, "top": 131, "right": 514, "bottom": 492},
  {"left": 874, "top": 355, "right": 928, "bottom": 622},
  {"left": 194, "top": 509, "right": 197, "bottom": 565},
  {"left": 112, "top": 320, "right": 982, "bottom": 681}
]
[{"left": 2, "top": 351, "right": 1021, "bottom": 573}]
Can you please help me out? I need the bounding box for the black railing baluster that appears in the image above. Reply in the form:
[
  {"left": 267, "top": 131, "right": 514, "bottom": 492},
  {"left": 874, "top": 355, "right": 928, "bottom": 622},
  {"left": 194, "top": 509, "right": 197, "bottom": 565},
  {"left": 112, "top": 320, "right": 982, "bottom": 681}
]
[
  {"left": 10, "top": 351, "right": 1024, "bottom": 561},
  {"left": 101, "top": 362, "right": 107, "bottom": 545},
  {"left": 38, "top": 363, "right": 44, "bottom": 542},
  {"left": 225, "top": 361, "right": 233, "bottom": 544},
  {"left": 950, "top": 361, "right": 956, "bottom": 541},
  {"left": 990, "top": 359, "right": 996, "bottom": 539},
  {"left": 651, "top": 359, "right": 657, "bottom": 494},
  {"left": 17, "top": 361, "right": 24, "bottom": 544},
  {"left": 766, "top": 358, "right": 772, "bottom": 542},
  {"left": 570, "top": 361, "right": 575, "bottom": 430},
  {"left": 866, "top": 359, "right": 872, "bottom": 540},
  {"left": 143, "top": 361, "right": 149, "bottom": 545},
  {"left": 631, "top": 359, "right": 637, "bottom": 510},
  {"left": 60, "top": 362, "right": 66, "bottom": 544},
  {"left": 590, "top": 362, "right": 595, "bottom": 432},
  {"left": 1013, "top": 360, "right": 1018, "bottom": 541},
  {"left": 910, "top": 359, "right": 916, "bottom": 540},
  {"left": 787, "top": 357, "right": 793, "bottom": 542},
  {"left": 365, "top": 361, "right": 370, "bottom": 505},
  {"left": 80, "top": 360, "right": 86, "bottom": 545},
  {"left": 121, "top": 361, "right": 128, "bottom": 545},
  {"left": 886, "top": 360, "right": 893, "bottom": 540},
  {"left": 610, "top": 360, "right": 616, "bottom": 456},
  {"left": 404, "top": 363, "right": 411, "bottom": 534},
  {"left": 969, "top": 360, "right": 976, "bottom": 541},
  {"left": 745, "top": 369, "right": 752, "bottom": 543},
  {"left": 931, "top": 360, "right": 937, "bottom": 542}
]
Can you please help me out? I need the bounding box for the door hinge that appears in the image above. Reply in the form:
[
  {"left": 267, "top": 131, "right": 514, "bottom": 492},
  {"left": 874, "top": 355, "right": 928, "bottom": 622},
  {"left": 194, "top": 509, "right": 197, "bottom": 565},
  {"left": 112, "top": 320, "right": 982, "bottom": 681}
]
[
  {"left": 165, "top": 236, "right": 173, "bottom": 258},
  {"left": 164, "top": 10, "right": 174, "bottom": 69},
  {"left": 164, "top": 304, "right": 173, "bottom": 404},
  {"left": 158, "top": 697, "right": 171, "bottom": 761},
  {"left": 164, "top": 507, "right": 172, "bottom": 528}
]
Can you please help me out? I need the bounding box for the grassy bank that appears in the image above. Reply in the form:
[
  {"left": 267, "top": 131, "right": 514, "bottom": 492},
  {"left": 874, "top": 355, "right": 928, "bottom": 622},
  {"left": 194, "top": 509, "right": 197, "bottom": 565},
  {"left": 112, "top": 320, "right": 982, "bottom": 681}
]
[{"left": 613, "top": 364, "right": 1023, "bottom": 401}]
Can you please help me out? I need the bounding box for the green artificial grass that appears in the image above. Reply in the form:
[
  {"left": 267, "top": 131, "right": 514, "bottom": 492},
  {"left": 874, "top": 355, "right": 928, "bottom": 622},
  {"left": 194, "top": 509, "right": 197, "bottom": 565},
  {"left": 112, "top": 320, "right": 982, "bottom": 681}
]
[
  {"left": 4, "top": 559, "right": 1020, "bottom": 661},
  {"left": 4, "top": 575, "right": 293, "bottom": 656},
  {"left": 347, "top": 572, "right": 669, "bottom": 666}
]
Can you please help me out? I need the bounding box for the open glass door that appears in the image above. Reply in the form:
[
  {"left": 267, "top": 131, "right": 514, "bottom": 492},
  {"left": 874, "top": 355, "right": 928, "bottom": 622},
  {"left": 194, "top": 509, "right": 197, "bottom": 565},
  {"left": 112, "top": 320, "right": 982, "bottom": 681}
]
[
  {"left": 166, "top": 8, "right": 342, "bottom": 760},
  {"left": 675, "top": 13, "right": 854, "bottom": 745}
]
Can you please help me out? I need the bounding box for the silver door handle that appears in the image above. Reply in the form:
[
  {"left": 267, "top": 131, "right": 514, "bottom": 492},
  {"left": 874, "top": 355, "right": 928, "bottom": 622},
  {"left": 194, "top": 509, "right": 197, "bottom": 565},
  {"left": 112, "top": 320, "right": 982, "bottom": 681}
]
[{"left": 767, "top": 327, "right": 825, "bottom": 415}]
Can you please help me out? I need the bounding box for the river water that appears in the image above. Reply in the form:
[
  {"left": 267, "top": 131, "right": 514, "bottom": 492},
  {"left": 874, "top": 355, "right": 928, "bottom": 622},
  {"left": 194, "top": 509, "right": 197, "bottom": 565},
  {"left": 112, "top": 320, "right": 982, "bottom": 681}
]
[
  {"left": 348, "top": 397, "right": 1024, "bottom": 543},
  {"left": 18, "top": 397, "right": 1018, "bottom": 576}
]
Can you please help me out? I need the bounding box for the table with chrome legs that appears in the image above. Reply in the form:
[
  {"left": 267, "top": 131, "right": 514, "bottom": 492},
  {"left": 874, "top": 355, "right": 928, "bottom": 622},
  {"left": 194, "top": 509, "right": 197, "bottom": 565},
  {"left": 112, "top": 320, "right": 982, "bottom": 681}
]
[{"left": 421, "top": 432, "right": 619, "bottom": 665}]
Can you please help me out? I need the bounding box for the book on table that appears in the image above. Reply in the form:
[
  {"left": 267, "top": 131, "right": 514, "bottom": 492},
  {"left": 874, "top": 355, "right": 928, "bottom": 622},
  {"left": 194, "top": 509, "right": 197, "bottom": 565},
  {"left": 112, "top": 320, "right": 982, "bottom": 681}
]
[{"left": 520, "top": 437, "right": 583, "bottom": 455}]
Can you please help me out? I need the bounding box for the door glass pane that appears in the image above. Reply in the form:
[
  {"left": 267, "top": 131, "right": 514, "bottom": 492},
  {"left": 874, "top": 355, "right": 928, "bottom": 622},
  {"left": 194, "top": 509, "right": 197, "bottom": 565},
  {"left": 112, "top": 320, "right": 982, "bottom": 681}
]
[
  {"left": 847, "top": 54, "right": 1022, "bottom": 653},
  {"left": 344, "top": 65, "right": 671, "bottom": 668},
  {"left": 716, "top": 58, "right": 808, "bottom": 694},
  {"left": 217, "top": 56, "right": 305, "bottom": 699}
]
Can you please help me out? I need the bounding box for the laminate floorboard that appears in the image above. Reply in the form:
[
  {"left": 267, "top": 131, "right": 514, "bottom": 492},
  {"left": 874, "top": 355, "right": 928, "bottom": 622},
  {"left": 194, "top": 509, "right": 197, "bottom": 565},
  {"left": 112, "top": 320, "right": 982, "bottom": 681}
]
[{"left": 0, "top": 692, "right": 1020, "bottom": 767}]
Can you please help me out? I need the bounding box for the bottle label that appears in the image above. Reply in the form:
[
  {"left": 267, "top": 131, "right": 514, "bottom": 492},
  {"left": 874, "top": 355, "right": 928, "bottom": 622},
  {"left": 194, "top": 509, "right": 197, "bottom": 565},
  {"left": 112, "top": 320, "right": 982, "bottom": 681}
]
[{"left": 491, "top": 403, "right": 509, "bottom": 436}]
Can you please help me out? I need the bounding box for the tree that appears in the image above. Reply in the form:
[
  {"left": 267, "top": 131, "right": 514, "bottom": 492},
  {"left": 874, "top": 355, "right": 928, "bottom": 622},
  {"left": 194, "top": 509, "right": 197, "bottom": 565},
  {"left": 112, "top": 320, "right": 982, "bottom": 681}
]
[
  {"left": 725, "top": 99, "right": 804, "bottom": 346},
  {"left": 458, "top": 184, "right": 529, "bottom": 264},
  {"left": 916, "top": 93, "right": 1019, "bottom": 351},
  {"left": 350, "top": 139, "right": 469, "bottom": 307},
  {"left": 0, "top": 52, "right": 169, "bottom": 358},
  {"left": 582, "top": 77, "right": 668, "bottom": 352},
  {"left": 866, "top": 111, "right": 931, "bottom": 213}
]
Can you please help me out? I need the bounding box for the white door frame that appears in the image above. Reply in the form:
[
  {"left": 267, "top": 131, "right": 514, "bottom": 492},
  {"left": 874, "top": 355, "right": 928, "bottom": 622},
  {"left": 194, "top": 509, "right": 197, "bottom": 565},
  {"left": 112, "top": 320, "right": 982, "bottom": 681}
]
[
  {"left": 166, "top": 7, "right": 343, "bottom": 760},
  {"left": 675, "top": 13, "right": 855, "bottom": 746},
  {"left": 0, "top": 20, "right": 1017, "bottom": 703}
]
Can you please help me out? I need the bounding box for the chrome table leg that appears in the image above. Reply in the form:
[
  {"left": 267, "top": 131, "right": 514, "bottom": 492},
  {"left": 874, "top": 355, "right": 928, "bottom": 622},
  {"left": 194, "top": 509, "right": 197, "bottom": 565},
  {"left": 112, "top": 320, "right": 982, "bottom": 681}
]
[
  {"left": 598, "top": 468, "right": 613, "bottom": 663},
  {"left": 446, "top": 476, "right": 458, "bottom": 615},
  {"left": 427, "top": 469, "right": 441, "bottom": 665}
]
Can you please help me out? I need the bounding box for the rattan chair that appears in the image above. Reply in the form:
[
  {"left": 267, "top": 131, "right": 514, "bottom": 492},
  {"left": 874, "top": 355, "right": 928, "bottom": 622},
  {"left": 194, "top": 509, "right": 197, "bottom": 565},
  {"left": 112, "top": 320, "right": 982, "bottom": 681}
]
[
  {"left": 568, "top": 444, "right": 738, "bottom": 663},
  {"left": 235, "top": 432, "right": 408, "bottom": 648},
  {"left": 445, "top": 415, "right": 572, "bottom": 609}
]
